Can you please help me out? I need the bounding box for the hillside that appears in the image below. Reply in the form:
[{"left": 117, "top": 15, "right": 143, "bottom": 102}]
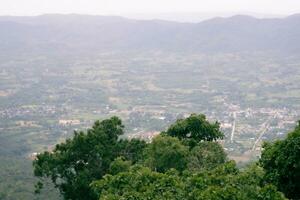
[
  {"left": 1, "top": 14, "right": 300, "bottom": 200},
  {"left": 0, "top": 14, "right": 300, "bottom": 54}
]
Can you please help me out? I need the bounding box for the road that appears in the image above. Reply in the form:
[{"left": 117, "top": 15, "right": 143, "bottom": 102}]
[
  {"left": 230, "top": 112, "right": 236, "bottom": 142},
  {"left": 252, "top": 113, "right": 277, "bottom": 151}
]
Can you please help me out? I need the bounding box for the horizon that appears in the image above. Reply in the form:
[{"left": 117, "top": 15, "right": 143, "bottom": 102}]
[
  {"left": 0, "top": 11, "right": 299, "bottom": 23},
  {"left": 1, "top": 0, "right": 300, "bottom": 22}
]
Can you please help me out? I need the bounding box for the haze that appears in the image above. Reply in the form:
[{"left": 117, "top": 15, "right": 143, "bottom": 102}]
[{"left": 1, "top": 0, "right": 300, "bottom": 20}]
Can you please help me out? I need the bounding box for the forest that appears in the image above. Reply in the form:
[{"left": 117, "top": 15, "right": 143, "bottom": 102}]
[{"left": 33, "top": 114, "right": 300, "bottom": 200}]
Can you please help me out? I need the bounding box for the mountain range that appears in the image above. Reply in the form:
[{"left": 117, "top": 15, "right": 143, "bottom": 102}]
[{"left": 0, "top": 14, "right": 300, "bottom": 54}]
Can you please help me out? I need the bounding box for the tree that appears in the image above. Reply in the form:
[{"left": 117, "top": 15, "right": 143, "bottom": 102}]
[
  {"left": 143, "top": 135, "right": 189, "bottom": 173},
  {"left": 91, "top": 165, "right": 186, "bottom": 200},
  {"left": 260, "top": 121, "right": 300, "bottom": 199},
  {"left": 108, "top": 156, "right": 131, "bottom": 175},
  {"left": 32, "top": 115, "right": 288, "bottom": 200},
  {"left": 115, "top": 138, "right": 147, "bottom": 163},
  {"left": 188, "top": 141, "right": 227, "bottom": 172},
  {"left": 164, "top": 114, "right": 223, "bottom": 145},
  {"left": 33, "top": 117, "right": 146, "bottom": 200},
  {"left": 186, "top": 162, "right": 285, "bottom": 200},
  {"left": 92, "top": 162, "right": 286, "bottom": 200}
]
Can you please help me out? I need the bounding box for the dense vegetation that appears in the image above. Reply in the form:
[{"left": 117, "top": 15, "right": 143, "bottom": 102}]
[
  {"left": 260, "top": 121, "right": 300, "bottom": 200},
  {"left": 33, "top": 114, "right": 300, "bottom": 200},
  {"left": 91, "top": 162, "right": 284, "bottom": 200},
  {"left": 33, "top": 116, "right": 146, "bottom": 200}
]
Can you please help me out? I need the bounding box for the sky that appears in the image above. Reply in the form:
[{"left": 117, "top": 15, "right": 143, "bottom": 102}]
[{"left": 1, "top": 0, "right": 300, "bottom": 18}]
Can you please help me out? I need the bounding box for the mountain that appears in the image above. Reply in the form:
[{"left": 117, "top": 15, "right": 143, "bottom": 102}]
[{"left": 0, "top": 14, "right": 300, "bottom": 54}]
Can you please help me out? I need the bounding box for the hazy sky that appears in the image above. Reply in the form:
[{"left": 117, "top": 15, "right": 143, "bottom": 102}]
[{"left": 1, "top": 0, "right": 300, "bottom": 16}]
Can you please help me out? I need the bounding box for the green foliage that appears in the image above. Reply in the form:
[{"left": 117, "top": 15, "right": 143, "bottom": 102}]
[
  {"left": 260, "top": 121, "right": 300, "bottom": 199},
  {"left": 33, "top": 116, "right": 146, "bottom": 200},
  {"left": 115, "top": 138, "right": 147, "bottom": 163},
  {"left": 108, "top": 157, "right": 131, "bottom": 175},
  {"left": 92, "top": 161, "right": 286, "bottom": 200},
  {"left": 32, "top": 114, "right": 288, "bottom": 200},
  {"left": 91, "top": 165, "right": 185, "bottom": 200},
  {"left": 164, "top": 114, "right": 223, "bottom": 144},
  {"left": 143, "top": 135, "right": 189, "bottom": 173},
  {"left": 188, "top": 142, "right": 227, "bottom": 172}
]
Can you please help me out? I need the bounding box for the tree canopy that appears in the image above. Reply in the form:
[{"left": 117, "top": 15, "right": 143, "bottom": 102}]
[
  {"left": 33, "top": 116, "right": 146, "bottom": 200},
  {"left": 187, "top": 141, "right": 227, "bottom": 172},
  {"left": 260, "top": 121, "right": 300, "bottom": 200},
  {"left": 164, "top": 114, "right": 224, "bottom": 144},
  {"left": 143, "top": 135, "right": 189, "bottom": 173},
  {"left": 33, "top": 114, "right": 289, "bottom": 200},
  {"left": 91, "top": 162, "right": 286, "bottom": 200}
]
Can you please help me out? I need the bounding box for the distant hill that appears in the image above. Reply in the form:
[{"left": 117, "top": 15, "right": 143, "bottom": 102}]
[{"left": 0, "top": 14, "right": 300, "bottom": 54}]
